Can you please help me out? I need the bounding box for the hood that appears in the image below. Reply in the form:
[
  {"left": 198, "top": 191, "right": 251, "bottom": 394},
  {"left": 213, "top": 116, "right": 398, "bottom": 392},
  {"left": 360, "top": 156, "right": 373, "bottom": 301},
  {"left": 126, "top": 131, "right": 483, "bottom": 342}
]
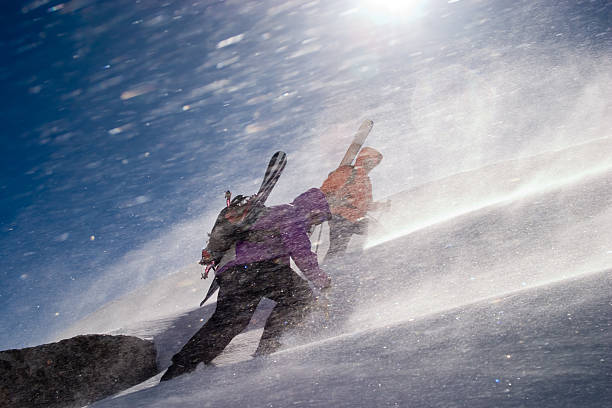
[{"left": 291, "top": 188, "right": 331, "bottom": 225}]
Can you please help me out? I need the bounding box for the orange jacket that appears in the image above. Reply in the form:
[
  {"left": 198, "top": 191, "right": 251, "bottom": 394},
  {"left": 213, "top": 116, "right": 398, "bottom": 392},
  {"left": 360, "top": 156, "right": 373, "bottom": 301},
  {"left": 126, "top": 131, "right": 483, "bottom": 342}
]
[{"left": 320, "top": 165, "right": 372, "bottom": 223}]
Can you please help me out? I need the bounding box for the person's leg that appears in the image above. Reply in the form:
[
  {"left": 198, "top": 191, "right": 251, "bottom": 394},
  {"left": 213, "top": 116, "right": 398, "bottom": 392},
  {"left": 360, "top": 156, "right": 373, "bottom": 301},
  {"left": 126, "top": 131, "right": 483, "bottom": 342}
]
[
  {"left": 254, "top": 264, "right": 315, "bottom": 355},
  {"left": 353, "top": 217, "right": 369, "bottom": 236},
  {"left": 325, "top": 215, "right": 355, "bottom": 260},
  {"left": 161, "top": 271, "right": 260, "bottom": 381}
]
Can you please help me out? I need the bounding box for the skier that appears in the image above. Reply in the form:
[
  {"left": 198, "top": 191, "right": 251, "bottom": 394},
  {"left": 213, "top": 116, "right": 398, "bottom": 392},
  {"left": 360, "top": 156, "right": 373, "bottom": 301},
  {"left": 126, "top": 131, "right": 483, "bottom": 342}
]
[
  {"left": 320, "top": 146, "right": 387, "bottom": 259},
  {"left": 161, "top": 188, "right": 332, "bottom": 381}
]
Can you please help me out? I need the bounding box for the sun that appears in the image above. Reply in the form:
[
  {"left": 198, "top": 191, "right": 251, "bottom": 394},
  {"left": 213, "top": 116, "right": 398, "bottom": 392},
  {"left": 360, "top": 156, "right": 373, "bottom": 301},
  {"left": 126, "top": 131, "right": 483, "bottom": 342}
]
[{"left": 361, "top": 0, "right": 428, "bottom": 16}]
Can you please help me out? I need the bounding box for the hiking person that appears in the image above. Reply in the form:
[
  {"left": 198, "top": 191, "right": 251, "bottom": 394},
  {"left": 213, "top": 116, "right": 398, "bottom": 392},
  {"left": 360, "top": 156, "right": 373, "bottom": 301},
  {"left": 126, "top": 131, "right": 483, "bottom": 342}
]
[
  {"left": 320, "top": 146, "right": 387, "bottom": 259},
  {"left": 161, "top": 188, "right": 332, "bottom": 381}
]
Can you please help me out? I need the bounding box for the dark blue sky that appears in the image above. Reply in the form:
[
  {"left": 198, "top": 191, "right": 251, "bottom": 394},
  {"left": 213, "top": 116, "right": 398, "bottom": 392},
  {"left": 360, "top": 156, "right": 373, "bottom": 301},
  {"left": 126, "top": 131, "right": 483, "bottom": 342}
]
[
  {"left": 0, "top": 0, "right": 270, "bottom": 348},
  {"left": 1, "top": 0, "right": 610, "bottom": 350}
]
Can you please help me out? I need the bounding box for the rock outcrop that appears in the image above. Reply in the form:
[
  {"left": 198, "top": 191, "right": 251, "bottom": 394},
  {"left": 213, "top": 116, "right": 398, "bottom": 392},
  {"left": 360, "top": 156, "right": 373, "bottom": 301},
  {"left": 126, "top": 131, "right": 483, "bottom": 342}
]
[{"left": 0, "top": 334, "right": 158, "bottom": 408}]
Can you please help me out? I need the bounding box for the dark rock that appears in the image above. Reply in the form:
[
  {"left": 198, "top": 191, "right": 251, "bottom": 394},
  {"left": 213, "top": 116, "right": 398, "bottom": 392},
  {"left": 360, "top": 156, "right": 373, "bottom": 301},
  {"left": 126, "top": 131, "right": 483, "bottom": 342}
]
[{"left": 0, "top": 334, "right": 158, "bottom": 408}]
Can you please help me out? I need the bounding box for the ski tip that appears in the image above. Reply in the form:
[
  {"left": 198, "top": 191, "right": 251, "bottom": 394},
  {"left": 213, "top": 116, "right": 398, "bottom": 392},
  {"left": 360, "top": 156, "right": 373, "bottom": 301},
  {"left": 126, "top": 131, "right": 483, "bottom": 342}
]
[
  {"left": 268, "top": 151, "right": 287, "bottom": 165},
  {"left": 361, "top": 119, "right": 374, "bottom": 129}
]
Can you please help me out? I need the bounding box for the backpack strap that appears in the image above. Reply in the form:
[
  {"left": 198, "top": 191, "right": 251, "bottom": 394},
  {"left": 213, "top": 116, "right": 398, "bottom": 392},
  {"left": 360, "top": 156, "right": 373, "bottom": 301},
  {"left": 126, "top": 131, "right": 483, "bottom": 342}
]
[{"left": 345, "top": 166, "right": 358, "bottom": 186}]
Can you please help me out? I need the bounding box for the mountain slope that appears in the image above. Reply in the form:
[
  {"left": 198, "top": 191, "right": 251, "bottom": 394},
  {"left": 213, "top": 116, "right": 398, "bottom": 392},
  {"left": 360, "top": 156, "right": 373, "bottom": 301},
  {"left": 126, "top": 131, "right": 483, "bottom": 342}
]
[
  {"left": 64, "top": 137, "right": 612, "bottom": 342},
  {"left": 92, "top": 268, "right": 612, "bottom": 408},
  {"left": 37, "top": 135, "right": 612, "bottom": 407},
  {"left": 59, "top": 140, "right": 612, "bottom": 407},
  {"left": 367, "top": 137, "right": 612, "bottom": 248}
]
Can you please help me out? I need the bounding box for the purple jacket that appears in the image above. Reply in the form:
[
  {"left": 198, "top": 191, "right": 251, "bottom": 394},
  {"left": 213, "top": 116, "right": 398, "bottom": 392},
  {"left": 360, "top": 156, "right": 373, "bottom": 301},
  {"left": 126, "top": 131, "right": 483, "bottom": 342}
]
[{"left": 216, "top": 188, "right": 331, "bottom": 288}]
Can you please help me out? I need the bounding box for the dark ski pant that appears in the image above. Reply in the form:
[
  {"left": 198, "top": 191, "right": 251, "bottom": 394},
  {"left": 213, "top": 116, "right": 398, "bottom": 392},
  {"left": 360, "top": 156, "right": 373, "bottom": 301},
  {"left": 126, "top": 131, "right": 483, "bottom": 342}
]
[
  {"left": 325, "top": 214, "right": 368, "bottom": 260},
  {"left": 166, "top": 261, "right": 314, "bottom": 374}
]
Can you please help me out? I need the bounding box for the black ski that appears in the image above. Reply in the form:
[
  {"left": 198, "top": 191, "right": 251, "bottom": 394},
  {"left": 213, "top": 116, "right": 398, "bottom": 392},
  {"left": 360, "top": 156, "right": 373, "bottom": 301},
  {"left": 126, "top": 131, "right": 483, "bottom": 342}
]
[{"left": 200, "top": 151, "right": 287, "bottom": 307}]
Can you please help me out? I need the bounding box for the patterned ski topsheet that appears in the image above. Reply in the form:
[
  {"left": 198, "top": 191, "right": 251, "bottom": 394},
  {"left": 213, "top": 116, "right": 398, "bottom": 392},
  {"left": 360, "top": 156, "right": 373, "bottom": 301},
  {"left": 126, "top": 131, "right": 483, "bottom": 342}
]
[{"left": 255, "top": 151, "right": 287, "bottom": 205}]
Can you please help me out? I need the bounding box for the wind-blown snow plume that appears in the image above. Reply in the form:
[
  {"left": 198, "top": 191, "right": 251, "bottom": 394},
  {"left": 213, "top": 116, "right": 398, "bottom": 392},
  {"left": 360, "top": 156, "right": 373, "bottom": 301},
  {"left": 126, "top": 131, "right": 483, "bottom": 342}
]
[{"left": 54, "top": 0, "right": 612, "bottom": 361}]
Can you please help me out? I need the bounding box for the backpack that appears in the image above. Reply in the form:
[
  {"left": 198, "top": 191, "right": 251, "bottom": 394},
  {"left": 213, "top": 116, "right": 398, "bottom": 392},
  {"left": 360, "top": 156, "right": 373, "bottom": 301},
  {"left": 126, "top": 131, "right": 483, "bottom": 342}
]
[
  {"left": 321, "top": 165, "right": 360, "bottom": 207},
  {"left": 200, "top": 194, "right": 268, "bottom": 267},
  {"left": 320, "top": 165, "right": 371, "bottom": 222}
]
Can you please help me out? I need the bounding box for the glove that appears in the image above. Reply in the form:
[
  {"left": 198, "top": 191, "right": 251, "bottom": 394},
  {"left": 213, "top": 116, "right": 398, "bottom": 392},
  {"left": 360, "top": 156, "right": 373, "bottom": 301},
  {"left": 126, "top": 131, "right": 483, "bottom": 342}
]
[
  {"left": 199, "top": 249, "right": 213, "bottom": 265},
  {"left": 313, "top": 274, "right": 332, "bottom": 291}
]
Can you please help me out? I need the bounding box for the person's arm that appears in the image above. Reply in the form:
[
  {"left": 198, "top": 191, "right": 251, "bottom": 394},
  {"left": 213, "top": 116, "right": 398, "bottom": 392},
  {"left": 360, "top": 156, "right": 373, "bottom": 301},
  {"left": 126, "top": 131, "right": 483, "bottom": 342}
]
[
  {"left": 279, "top": 218, "right": 330, "bottom": 289},
  {"left": 367, "top": 199, "right": 391, "bottom": 212}
]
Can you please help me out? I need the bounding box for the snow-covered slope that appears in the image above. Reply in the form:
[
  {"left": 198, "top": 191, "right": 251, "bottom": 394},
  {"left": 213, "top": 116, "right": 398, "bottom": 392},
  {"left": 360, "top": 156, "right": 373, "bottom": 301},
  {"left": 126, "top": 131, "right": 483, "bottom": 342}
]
[
  {"left": 63, "top": 140, "right": 612, "bottom": 407},
  {"left": 93, "top": 269, "right": 612, "bottom": 408},
  {"left": 367, "top": 136, "right": 612, "bottom": 248}
]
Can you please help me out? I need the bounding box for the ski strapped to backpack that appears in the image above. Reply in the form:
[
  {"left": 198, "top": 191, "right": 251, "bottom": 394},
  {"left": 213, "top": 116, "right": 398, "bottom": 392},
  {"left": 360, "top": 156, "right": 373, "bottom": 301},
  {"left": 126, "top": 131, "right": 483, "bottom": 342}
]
[
  {"left": 339, "top": 119, "right": 374, "bottom": 167},
  {"left": 199, "top": 151, "right": 287, "bottom": 306}
]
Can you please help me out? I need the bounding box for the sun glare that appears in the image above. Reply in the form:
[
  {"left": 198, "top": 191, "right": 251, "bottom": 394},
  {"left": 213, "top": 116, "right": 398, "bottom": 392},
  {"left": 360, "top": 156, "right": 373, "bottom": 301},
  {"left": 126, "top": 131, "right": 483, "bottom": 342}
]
[{"left": 360, "top": 0, "right": 428, "bottom": 19}]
